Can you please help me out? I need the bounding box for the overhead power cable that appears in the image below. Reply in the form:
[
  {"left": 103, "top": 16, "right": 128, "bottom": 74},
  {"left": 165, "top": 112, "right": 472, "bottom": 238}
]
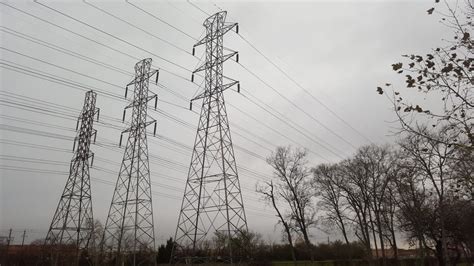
[
  {"left": 2, "top": 3, "right": 352, "bottom": 162},
  {"left": 0, "top": 46, "right": 274, "bottom": 156},
  {"left": 0, "top": 92, "right": 270, "bottom": 186},
  {"left": 237, "top": 32, "right": 374, "bottom": 144},
  {"left": 0, "top": 142, "right": 269, "bottom": 209},
  {"left": 0, "top": 2, "right": 190, "bottom": 82},
  {"left": 239, "top": 63, "right": 358, "bottom": 150},
  {"left": 186, "top": 0, "right": 210, "bottom": 16},
  {"left": 82, "top": 0, "right": 195, "bottom": 56},
  {"left": 195, "top": 0, "right": 374, "bottom": 144},
  {"left": 113, "top": 1, "right": 353, "bottom": 157},
  {"left": 124, "top": 0, "right": 198, "bottom": 41},
  {"left": 0, "top": 60, "right": 287, "bottom": 163},
  {"left": 0, "top": 26, "right": 132, "bottom": 76},
  {"left": 0, "top": 102, "right": 273, "bottom": 183},
  {"left": 32, "top": 0, "right": 194, "bottom": 73}
]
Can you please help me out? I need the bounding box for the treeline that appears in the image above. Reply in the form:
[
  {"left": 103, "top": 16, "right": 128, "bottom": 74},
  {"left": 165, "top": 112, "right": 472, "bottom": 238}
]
[
  {"left": 257, "top": 129, "right": 472, "bottom": 266},
  {"left": 313, "top": 136, "right": 472, "bottom": 260},
  {"left": 156, "top": 236, "right": 367, "bottom": 264}
]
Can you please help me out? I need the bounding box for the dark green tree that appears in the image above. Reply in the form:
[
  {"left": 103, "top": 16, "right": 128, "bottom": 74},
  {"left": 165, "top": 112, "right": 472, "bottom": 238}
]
[{"left": 157, "top": 237, "right": 173, "bottom": 263}]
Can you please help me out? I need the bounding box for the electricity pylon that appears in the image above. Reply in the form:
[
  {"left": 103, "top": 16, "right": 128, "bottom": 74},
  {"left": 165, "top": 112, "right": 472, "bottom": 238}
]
[
  {"left": 101, "top": 58, "right": 158, "bottom": 266},
  {"left": 172, "top": 11, "right": 248, "bottom": 264},
  {"left": 44, "top": 90, "right": 99, "bottom": 263}
]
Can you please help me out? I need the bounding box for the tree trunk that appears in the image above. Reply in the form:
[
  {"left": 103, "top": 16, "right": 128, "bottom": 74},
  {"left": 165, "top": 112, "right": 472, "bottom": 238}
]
[
  {"left": 440, "top": 200, "right": 448, "bottom": 266},
  {"left": 388, "top": 198, "right": 398, "bottom": 260},
  {"left": 368, "top": 211, "right": 379, "bottom": 259},
  {"left": 418, "top": 237, "right": 424, "bottom": 266},
  {"left": 373, "top": 195, "right": 386, "bottom": 261},
  {"left": 436, "top": 239, "right": 446, "bottom": 266},
  {"left": 336, "top": 209, "right": 350, "bottom": 245},
  {"left": 391, "top": 227, "right": 398, "bottom": 260},
  {"left": 267, "top": 181, "right": 298, "bottom": 266},
  {"left": 376, "top": 214, "right": 386, "bottom": 260},
  {"left": 284, "top": 223, "right": 297, "bottom": 266},
  {"left": 301, "top": 226, "right": 314, "bottom": 262},
  {"left": 361, "top": 215, "right": 372, "bottom": 258}
]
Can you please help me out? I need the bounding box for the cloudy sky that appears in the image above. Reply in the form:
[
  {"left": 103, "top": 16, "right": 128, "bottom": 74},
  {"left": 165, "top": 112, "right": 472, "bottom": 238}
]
[{"left": 0, "top": 0, "right": 452, "bottom": 245}]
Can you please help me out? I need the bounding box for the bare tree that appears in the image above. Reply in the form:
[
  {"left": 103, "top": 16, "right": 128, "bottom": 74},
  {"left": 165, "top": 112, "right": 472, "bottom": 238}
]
[
  {"left": 337, "top": 158, "right": 373, "bottom": 256},
  {"left": 266, "top": 146, "right": 316, "bottom": 261},
  {"left": 330, "top": 145, "right": 400, "bottom": 260},
  {"left": 312, "top": 163, "right": 350, "bottom": 245},
  {"left": 256, "top": 181, "right": 297, "bottom": 265},
  {"left": 380, "top": 182, "right": 400, "bottom": 259},
  {"left": 361, "top": 145, "right": 399, "bottom": 260},
  {"left": 398, "top": 127, "right": 456, "bottom": 266},
  {"left": 393, "top": 161, "right": 430, "bottom": 260}
]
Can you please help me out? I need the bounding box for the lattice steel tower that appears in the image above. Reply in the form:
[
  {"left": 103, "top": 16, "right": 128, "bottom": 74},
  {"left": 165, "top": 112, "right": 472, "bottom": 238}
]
[
  {"left": 172, "top": 11, "right": 248, "bottom": 264},
  {"left": 101, "top": 58, "right": 158, "bottom": 265},
  {"left": 45, "top": 90, "right": 99, "bottom": 259}
]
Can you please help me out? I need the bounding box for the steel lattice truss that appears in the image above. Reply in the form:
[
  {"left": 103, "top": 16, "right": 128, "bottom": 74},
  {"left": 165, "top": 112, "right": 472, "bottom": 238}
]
[
  {"left": 101, "top": 58, "right": 159, "bottom": 264},
  {"left": 45, "top": 90, "right": 99, "bottom": 252},
  {"left": 172, "top": 11, "right": 248, "bottom": 264}
]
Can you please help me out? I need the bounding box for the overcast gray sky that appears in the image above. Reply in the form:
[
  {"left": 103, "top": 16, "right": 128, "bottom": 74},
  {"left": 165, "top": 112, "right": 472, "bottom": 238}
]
[{"left": 0, "top": 0, "right": 451, "bottom": 245}]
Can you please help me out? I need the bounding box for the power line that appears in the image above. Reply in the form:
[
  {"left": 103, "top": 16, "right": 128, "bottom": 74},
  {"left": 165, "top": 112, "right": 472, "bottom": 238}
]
[
  {"left": 0, "top": 139, "right": 71, "bottom": 153},
  {"left": 0, "top": 26, "right": 132, "bottom": 76},
  {"left": 117, "top": 1, "right": 351, "bottom": 158},
  {"left": 0, "top": 54, "right": 275, "bottom": 162},
  {"left": 0, "top": 76, "right": 265, "bottom": 178},
  {"left": 0, "top": 60, "right": 126, "bottom": 101},
  {"left": 83, "top": 0, "right": 194, "bottom": 56},
  {"left": 5, "top": 0, "right": 359, "bottom": 157},
  {"left": 1, "top": 164, "right": 276, "bottom": 220},
  {"left": 0, "top": 155, "right": 67, "bottom": 166},
  {"left": 0, "top": 44, "right": 274, "bottom": 156},
  {"left": 2, "top": 151, "right": 264, "bottom": 203},
  {"left": 0, "top": 124, "right": 73, "bottom": 141},
  {"left": 203, "top": 1, "right": 374, "bottom": 144},
  {"left": 0, "top": 2, "right": 190, "bottom": 83},
  {"left": 237, "top": 32, "right": 374, "bottom": 144},
  {"left": 125, "top": 0, "right": 198, "bottom": 41},
  {"left": 1, "top": 88, "right": 271, "bottom": 167},
  {"left": 164, "top": 0, "right": 202, "bottom": 25},
  {"left": 227, "top": 99, "right": 334, "bottom": 161},
  {"left": 156, "top": 84, "right": 276, "bottom": 153},
  {"left": 239, "top": 62, "right": 358, "bottom": 150},
  {"left": 0, "top": 5, "right": 348, "bottom": 162},
  {"left": 0, "top": 98, "right": 274, "bottom": 184},
  {"left": 33, "top": 0, "right": 194, "bottom": 73},
  {"left": 0, "top": 139, "right": 263, "bottom": 203},
  {"left": 0, "top": 70, "right": 294, "bottom": 187},
  {"left": 0, "top": 47, "right": 128, "bottom": 91},
  {"left": 0, "top": 2, "right": 360, "bottom": 185},
  {"left": 98, "top": 5, "right": 341, "bottom": 160},
  {"left": 0, "top": 118, "right": 271, "bottom": 203},
  {"left": 1, "top": 59, "right": 192, "bottom": 130},
  {"left": 0, "top": 96, "right": 276, "bottom": 207},
  {"left": 186, "top": 0, "right": 210, "bottom": 16},
  {"left": 33, "top": 0, "right": 351, "bottom": 157}
]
